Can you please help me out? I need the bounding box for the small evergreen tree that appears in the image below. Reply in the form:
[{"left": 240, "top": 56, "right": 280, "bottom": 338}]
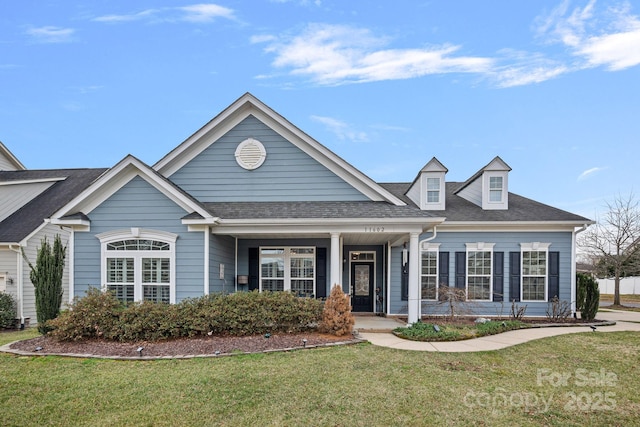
[
  {"left": 23, "top": 235, "right": 67, "bottom": 334},
  {"left": 576, "top": 275, "right": 600, "bottom": 320},
  {"left": 320, "top": 285, "right": 355, "bottom": 336}
]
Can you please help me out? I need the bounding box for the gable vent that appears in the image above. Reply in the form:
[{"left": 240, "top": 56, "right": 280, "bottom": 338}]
[{"left": 235, "top": 138, "right": 267, "bottom": 170}]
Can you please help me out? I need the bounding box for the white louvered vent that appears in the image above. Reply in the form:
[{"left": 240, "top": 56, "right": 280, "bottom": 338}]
[{"left": 235, "top": 138, "right": 266, "bottom": 170}]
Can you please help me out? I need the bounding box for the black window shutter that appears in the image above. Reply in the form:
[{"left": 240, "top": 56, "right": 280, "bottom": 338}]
[
  {"left": 548, "top": 251, "right": 560, "bottom": 300},
  {"left": 455, "top": 252, "right": 466, "bottom": 290},
  {"left": 509, "top": 252, "right": 520, "bottom": 302},
  {"left": 248, "top": 248, "right": 259, "bottom": 291},
  {"left": 439, "top": 252, "right": 449, "bottom": 289},
  {"left": 493, "top": 252, "right": 504, "bottom": 302},
  {"left": 401, "top": 252, "right": 408, "bottom": 301},
  {"left": 315, "top": 247, "right": 327, "bottom": 299}
]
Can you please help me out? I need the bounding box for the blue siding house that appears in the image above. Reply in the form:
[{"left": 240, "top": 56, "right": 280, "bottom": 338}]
[{"left": 49, "top": 93, "right": 592, "bottom": 323}]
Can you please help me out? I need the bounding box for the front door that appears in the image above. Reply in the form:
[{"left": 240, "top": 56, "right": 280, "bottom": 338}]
[{"left": 351, "top": 262, "right": 374, "bottom": 312}]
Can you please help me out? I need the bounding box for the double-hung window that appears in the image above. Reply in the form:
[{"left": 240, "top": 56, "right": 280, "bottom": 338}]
[
  {"left": 426, "top": 177, "right": 440, "bottom": 203},
  {"left": 489, "top": 176, "right": 503, "bottom": 202},
  {"left": 466, "top": 243, "right": 494, "bottom": 301},
  {"left": 420, "top": 242, "right": 439, "bottom": 300},
  {"left": 521, "top": 243, "right": 550, "bottom": 301},
  {"left": 260, "top": 247, "right": 315, "bottom": 297},
  {"left": 100, "top": 229, "right": 177, "bottom": 304}
]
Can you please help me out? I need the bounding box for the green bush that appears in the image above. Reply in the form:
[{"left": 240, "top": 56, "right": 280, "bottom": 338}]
[
  {"left": 394, "top": 320, "right": 526, "bottom": 342},
  {"left": 577, "top": 273, "right": 600, "bottom": 321},
  {"left": 46, "top": 287, "right": 124, "bottom": 341},
  {"left": 0, "top": 292, "right": 17, "bottom": 329},
  {"left": 47, "top": 289, "right": 323, "bottom": 342}
]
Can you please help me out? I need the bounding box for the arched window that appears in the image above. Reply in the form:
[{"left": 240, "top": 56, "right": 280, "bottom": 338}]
[{"left": 98, "top": 229, "right": 177, "bottom": 303}]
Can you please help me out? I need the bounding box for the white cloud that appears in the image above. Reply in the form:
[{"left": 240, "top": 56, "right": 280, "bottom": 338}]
[
  {"left": 26, "top": 26, "right": 75, "bottom": 43},
  {"left": 311, "top": 115, "right": 369, "bottom": 143},
  {"left": 93, "top": 4, "right": 235, "bottom": 24},
  {"left": 93, "top": 9, "right": 158, "bottom": 23},
  {"left": 258, "top": 23, "right": 493, "bottom": 85},
  {"left": 578, "top": 166, "right": 606, "bottom": 181},
  {"left": 491, "top": 50, "right": 570, "bottom": 87},
  {"left": 536, "top": 0, "right": 640, "bottom": 71},
  {"left": 179, "top": 4, "right": 235, "bottom": 22}
]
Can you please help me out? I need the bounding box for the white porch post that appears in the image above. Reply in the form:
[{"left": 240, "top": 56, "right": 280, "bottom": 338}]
[
  {"left": 330, "top": 232, "right": 341, "bottom": 289},
  {"left": 407, "top": 232, "right": 420, "bottom": 324}
]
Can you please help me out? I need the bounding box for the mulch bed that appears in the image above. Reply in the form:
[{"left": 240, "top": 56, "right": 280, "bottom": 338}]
[{"left": 8, "top": 332, "right": 357, "bottom": 359}]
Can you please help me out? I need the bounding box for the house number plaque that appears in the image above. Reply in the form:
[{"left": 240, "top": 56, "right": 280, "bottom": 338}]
[{"left": 364, "top": 226, "right": 385, "bottom": 232}]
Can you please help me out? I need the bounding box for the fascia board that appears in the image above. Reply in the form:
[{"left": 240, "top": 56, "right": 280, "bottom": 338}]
[
  {"left": 436, "top": 220, "right": 595, "bottom": 232},
  {"left": 0, "top": 177, "right": 66, "bottom": 187}
]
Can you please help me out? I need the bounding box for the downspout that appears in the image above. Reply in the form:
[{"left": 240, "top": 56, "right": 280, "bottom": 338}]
[
  {"left": 204, "top": 226, "right": 210, "bottom": 295},
  {"left": 571, "top": 224, "right": 589, "bottom": 316},
  {"left": 8, "top": 244, "right": 24, "bottom": 327},
  {"left": 418, "top": 226, "right": 438, "bottom": 320}
]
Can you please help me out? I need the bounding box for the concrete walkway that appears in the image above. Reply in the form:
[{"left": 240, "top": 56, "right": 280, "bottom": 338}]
[{"left": 355, "top": 310, "right": 640, "bottom": 353}]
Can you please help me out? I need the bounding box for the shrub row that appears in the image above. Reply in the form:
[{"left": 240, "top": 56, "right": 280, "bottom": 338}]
[{"left": 47, "top": 288, "right": 323, "bottom": 342}]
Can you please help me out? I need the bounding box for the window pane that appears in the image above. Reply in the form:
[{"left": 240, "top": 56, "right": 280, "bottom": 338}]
[
  {"left": 107, "top": 258, "right": 134, "bottom": 283},
  {"left": 262, "top": 279, "right": 284, "bottom": 292},
  {"left": 523, "top": 277, "right": 546, "bottom": 301},
  {"left": 143, "top": 285, "right": 170, "bottom": 303},
  {"left": 468, "top": 277, "right": 490, "bottom": 300},
  {"left": 421, "top": 276, "right": 437, "bottom": 300},
  {"left": 107, "top": 284, "right": 134, "bottom": 302},
  {"left": 291, "top": 280, "right": 314, "bottom": 297},
  {"left": 142, "top": 258, "right": 170, "bottom": 284}
]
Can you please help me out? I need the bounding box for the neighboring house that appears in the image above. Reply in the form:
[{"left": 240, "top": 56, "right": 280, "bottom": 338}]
[
  {"left": 0, "top": 141, "right": 107, "bottom": 326},
  {"left": 12, "top": 93, "right": 593, "bottom": 325}
]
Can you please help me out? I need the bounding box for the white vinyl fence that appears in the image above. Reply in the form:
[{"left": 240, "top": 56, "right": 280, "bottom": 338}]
[{"left": 597, "top": 277, "right": 640, "bottom": 295}]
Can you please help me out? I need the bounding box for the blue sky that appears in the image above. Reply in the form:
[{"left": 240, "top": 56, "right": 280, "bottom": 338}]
[{"left": 1, "top": 1, "right": 639, "bottom": 219}]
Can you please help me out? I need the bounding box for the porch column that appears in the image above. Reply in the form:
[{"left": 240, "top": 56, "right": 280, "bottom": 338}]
[
  {"left": 330, "top": 232, "right": 341, "bottom": 289},
  {"left": 407, "top": 232, "right": 420, "bottom": 324}
]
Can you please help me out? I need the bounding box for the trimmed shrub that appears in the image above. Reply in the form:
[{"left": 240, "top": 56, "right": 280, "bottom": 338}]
[
  {"left": 0, "top": 292, "right": 17, "bottom": 329},
  {"left": 47, "top": 289, "right": 324, "bottom": 342},
  {"left": 319, "top": 286, "right": 354, "bottom": 336},
  {"left": 46, "top": 288, "right": 123, "bottom": 341}
]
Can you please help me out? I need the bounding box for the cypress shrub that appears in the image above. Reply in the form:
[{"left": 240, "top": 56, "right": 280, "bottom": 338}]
[
  {"left": 23, "top": 235, "right": 66, "bottom": 334},
  {"left": 578, "top": 273, "right": 600, "bottom": 321}
]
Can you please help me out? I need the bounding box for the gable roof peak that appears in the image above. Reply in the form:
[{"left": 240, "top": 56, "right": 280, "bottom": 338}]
[
  {"left": 0, "top": 140, "right": 26, "bottom": 171},
  {"left": 421, "top": 157, "right": 448, "bottom": 173}
]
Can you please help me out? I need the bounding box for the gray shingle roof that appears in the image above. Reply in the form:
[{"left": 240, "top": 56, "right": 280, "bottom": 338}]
[
  {"left": 0, "top": 168, "right": 107, "bottom": 242},
  {"left": 192, "top": 201, "right": 441, "bottom": 220},
  {"left": 380, "top": 182, "right": 592, "bottom": 223}
]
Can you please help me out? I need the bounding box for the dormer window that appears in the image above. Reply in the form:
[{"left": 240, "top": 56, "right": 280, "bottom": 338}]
[
  {"left": 426, "top": 177, "right": 440, "bottom": 203},
  {"left": 489, "top": 176, "right": 503, "bottom": 202}
]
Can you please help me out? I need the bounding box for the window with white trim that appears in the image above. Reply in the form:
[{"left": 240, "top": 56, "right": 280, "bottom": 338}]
[
  {"left": 489, "top": 176, "right": 503, "bottom": 202},
  {"left": 99, "top": 229, "right": 177, "bottom": 304},
  {"left": 521, "top": 243, "right": 550, "bottom": 301},
  {"left": 426, "top": 177, "right": 440, "bottom": 203},
  {"left": 420, "top": 242, "right": 439, "bottom": 300},
  {"left": 260, "top": 247, "right": 315, "bottom": 297},
  {"left": 466, "top": 243, "right": 494, "bottom": 301}
]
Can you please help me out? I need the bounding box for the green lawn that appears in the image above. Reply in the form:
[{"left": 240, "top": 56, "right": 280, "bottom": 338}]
[
  {"left": 1, "top": 329, "right": 638, "bottom": 426},
  {"left": 600, "top": 294, "right": 640, "bottom": 303}
]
